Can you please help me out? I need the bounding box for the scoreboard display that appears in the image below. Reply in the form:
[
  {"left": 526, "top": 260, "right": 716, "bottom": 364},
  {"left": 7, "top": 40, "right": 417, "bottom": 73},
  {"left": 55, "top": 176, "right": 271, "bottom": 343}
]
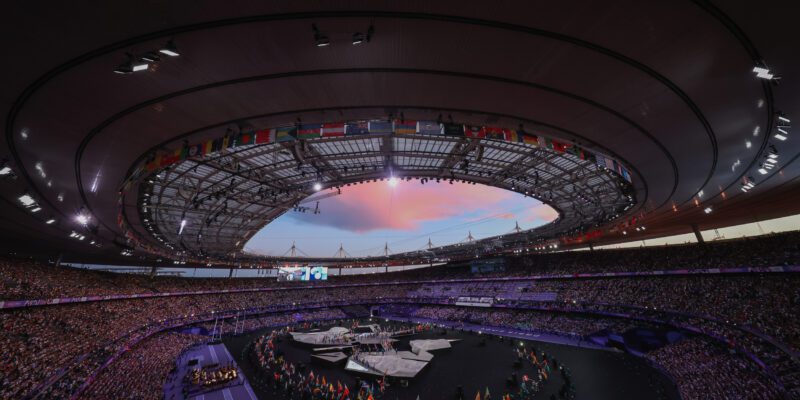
[{"left": 277, "top": 266, "right": 328, "bottom": 281}]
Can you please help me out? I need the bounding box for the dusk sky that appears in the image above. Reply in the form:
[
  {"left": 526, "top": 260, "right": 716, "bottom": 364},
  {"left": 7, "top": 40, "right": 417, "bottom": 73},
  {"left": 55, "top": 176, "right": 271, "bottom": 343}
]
[{"left": 244, "top": 181, "right": 558, "bottom": 257}]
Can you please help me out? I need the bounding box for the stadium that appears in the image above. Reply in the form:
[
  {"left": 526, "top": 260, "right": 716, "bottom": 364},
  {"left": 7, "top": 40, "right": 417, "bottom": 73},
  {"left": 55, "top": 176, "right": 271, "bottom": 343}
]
[{"left": 1, "top": 2, "right": 799, "bottom": 399}]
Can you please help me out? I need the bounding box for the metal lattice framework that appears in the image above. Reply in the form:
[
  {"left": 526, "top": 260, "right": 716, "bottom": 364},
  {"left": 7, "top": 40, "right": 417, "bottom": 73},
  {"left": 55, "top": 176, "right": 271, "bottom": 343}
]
[{"left": 133, "top": 133, "right": 635, "bottom": 258}]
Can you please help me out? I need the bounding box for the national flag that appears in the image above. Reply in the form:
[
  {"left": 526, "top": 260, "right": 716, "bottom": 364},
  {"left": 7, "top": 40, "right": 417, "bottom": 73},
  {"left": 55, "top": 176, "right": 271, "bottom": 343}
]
[
  {"left": 321, "top": 122, "right": 345, "bottom": 137},
  {"left": 276, "top": 126, "right": 297, "bottom": 142},
  {"left": 297, "top": 124, "right": 322, "bottom": 140},
  {"left": 417, "top": 121, "right": 442, "bottom": 135},
  {"left": 145, "top": 154, "right": 161, "bottom": 172},
  {"left": 502, "top": 128, "right": 519, "bottom": 142},
  {"left": 475, "top": 391, "right": 481, "bottom": 400},
  {"left": 186, "top": 143, "right": 204, "bottom": 158},
  {"left": 345, "top": 121, "right": 370, "bottom": 135},
  {"left": 551, "top": 140, "right": 567, "bottom": 153},
  {"left": 160, "top": 148, "right": 184, "bottom": 167},
  {"left": 203, "top": 139, "right": 214, "bottom": 154},
  {"left": 484, "top": 386, "right": 491, "bottom": 400},
  {"left": 621, "top": 167, "right": 632, "bottom": 182},
  {"left": 521, "top": 134, "right": 539, "bottom": 146},
  {"left": 484, "top": 126, "right": 504, "bottom": 140},
  {"left": 605, "top": 157, "right": 615, "bottom": 171},
  {"left": 442, "top": 123, "right": 464, "bottom": 136},
  {"left": 255, "top": 128, "right": 273, "bottom": 144},
  {"left": 235, "top": 132, "right": 255, "bottom": 146},
  {"left": 394, "top": 119, "right": 417, "bottom": 134},
  {"left": 368, "top": 120, "right": 393, "bottom": 135},
  {"left": 464, "top": 125, "right": 486, "bottom": 138}
]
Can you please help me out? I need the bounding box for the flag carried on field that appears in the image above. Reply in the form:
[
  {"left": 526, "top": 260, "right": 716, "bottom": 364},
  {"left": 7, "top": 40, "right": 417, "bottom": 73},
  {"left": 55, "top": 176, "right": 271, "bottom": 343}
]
[
  {"left": 368, "top": 120, "right": 394, "bottom": 135},
  {"left": 484, "top": 386, "right": 492, "bottom": 400},
  {"left": 297, "top": 123, "right": 322, "bottom": 140},
  {"left": 255, "top": 128, "right": 273, "bottom": 144},
  {"left": 276, "top": 126, "right": 297, "bottom": 142},
  {"left": 321, "top": 122, "right": 346, "bottom": 137},
  {"left": 394, "top": 119, "right": 417, "bottom": 134},
  {"left": 475, "top": 390, "right": 482, "bottom": 400},
  {"left": 442, "top": 123, "right": 464, "bottom": 136},
  {"left": 417, "top": 120, "right": 443, "bottom": 135},
  {"left": 464, "top": 125, "right": 486, "bottom": 138},
  {"left": 345, "top": 120, "right": 370, "bottom": 135}
]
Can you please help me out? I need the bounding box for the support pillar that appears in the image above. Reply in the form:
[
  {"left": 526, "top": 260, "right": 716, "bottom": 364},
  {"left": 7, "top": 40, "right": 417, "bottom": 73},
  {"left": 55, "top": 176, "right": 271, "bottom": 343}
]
[{"left": 691, "top": 224, "right": 704, "bottom": 244}]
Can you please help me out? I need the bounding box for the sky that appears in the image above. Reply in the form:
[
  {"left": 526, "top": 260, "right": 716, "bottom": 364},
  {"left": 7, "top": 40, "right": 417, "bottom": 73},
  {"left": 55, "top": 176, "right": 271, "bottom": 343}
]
[{"left": 244, "top": 180, "right": 558, "bottom": 257}]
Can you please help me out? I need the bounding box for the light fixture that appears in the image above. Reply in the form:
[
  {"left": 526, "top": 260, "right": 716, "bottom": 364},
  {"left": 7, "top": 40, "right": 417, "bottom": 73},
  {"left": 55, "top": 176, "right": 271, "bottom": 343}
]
[
  {"left": 75, "top": 213, "right": 90, "bottom": 225},
  {"left": 0, "top": 166, "right": 11, "bottom": 175},
  {"left": 753, "top": 66, "right": 775, "bottom": 80},
  {"left": 30, "top": 207, "right": 41, "bottom": 213},
  {"left": 18, "top": 194, "right": 35, "bottom": 207},
  {"left": 352, "top": 32, "right": 364, "bottom": 45},
  {"left": 758, "top": 168, "right": 768, "bottom": 175},
  {"left": 704, "top": 207, "right": 713, "bottom": 214},
  {"left": 388, "top": 176, "right": 398, "bottom": 187},
  {"left": 46, "top": 219, "right": 56, "bottom": 224},
  {"left": 159, "top": 40, "right": 180, "bottom": 57},
  {"left": 179, "top": 219, "right": 187, "bottom": 235},
  {"left": 313, "top": 182, "right": 322, "bottom": 191}
]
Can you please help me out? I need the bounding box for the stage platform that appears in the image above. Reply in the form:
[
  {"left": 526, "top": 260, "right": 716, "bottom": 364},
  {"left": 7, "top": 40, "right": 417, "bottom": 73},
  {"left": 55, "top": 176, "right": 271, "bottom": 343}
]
[{"left": 163, "top": 342, "right": 258, "bottom": 400}]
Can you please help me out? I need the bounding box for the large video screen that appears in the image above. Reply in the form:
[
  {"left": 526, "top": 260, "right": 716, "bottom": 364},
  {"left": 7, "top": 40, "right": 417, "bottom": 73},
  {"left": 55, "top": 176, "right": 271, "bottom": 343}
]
[{"left": 277, "top": 266, "right": 328, "bottom": 281}]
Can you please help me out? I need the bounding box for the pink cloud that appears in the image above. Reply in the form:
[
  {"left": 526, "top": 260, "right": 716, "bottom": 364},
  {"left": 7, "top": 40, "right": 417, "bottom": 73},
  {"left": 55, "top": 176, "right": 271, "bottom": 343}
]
[{"left": 291, "top": 181, "right": 524, "bottom": 232}]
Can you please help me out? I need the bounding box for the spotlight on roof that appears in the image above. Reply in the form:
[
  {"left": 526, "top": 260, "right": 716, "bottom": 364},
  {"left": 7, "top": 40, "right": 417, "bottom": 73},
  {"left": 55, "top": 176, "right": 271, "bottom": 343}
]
[
  {"left": 388, "top": 176, "right": 399, "bottom": 187},
  {"left": 178, "top": 219, "right": 187, "bottom": 235},
  {"left": 45, "top": 218, "right": 56, "bottom": 225},
  {"left": 758, "top": 167, "right": 768, "bottom": 175},
  {"left": 352, "top": 32, "right": 364, "bottom": 45},
  {"left": 159, "top": 40, "right": 180, "bottom": 57},
  {"left": 753, "top": 66, "right": 777, "bottom": 80},
  {"left": 114, "top": 54, "right": 148, "bottom": 74},
  {"left": 704, "top": 206, "right": 713, "bottom": 214},
  {"left": 0, "top": 165, "right": 11, "bottom": 176},
  {"left": 312, "top": 24, "right": 330, "bottom": 47},
  {"left": 18, "top": 194, "right": 35, "bottom": 207},
  {"left": 75, "top": 213, "right": 90, "bottom": 225},
  {"left": 313, "top": 182, "right": 322, "bottom": 191}
]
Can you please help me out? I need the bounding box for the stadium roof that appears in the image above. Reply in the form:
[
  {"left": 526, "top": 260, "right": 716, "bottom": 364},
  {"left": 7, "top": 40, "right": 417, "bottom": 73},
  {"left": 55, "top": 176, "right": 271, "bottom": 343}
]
[{"left": 1, "top": 1, "right": 799, "bottom": 263}]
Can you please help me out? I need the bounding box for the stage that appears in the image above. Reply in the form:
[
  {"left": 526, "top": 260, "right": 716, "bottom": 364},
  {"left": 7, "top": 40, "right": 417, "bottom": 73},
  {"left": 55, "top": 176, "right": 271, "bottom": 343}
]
[
  {"left": 224, "top": 320, "right": 681, "bottom": 400},
  {"left": 163, "top": 342, "right": 258, "bottom": 400}
]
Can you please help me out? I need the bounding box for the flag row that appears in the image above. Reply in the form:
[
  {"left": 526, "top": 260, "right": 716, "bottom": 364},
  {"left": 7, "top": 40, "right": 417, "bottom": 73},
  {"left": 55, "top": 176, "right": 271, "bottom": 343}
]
[{"left": 141, "top": 119, "right": 632, "bottom": 183}]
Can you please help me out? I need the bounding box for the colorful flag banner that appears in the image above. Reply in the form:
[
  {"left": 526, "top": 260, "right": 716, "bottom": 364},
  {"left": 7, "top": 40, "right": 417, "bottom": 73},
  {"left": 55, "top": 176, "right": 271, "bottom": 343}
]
[
  {"left": 297, "top": 124, "right": 322, "bottom": 140},
  {"left": 465, "top": 125, "right": 486, "bottom": 138},
  {"left": 368, "top": 120, "right": 394, "bottom": 135},
  {"left": 345, "top": 121, "right": 369, "bottom": 135},
  {"left": 417, "top": 121, "right": 442, "bottom": 135},
  {"left": 255, "top": 128, "right": 273, "bottom": 144},
  {"left": 442, "top": 123, "right": 464, "bottom": 136},
  {"left": 394, "top": 119, "right": 417, "bottom": 135},
  {"left": 276, "top": 126, "right": 297, "bottom": 142},
  {"left": 321, "top": 122, "right": 345, "bottom": 137}
]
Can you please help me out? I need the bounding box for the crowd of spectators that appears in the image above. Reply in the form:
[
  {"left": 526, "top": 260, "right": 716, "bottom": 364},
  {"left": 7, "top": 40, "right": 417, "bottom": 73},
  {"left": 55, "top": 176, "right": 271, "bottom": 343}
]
[
  {"left": 78, "top": 332, "right": 203, "bottom": 400},
  {"left": 1, "top": 230, "right": 798, "bottom": 399},
  {"left": 2, "top": 231, "right": 798, "bottom": 301},
  {"left": 647, "top": 337, "right": 783, "bottom": 400}
]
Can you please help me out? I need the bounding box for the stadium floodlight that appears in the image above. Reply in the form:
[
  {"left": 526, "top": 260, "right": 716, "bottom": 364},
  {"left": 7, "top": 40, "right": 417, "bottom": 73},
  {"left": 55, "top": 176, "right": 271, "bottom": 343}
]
[
  {"left": 753, "top": 66, "right": 774, "bottom": 80},
  {"left": 352, "top": 32, "right": 364, "bottom": 45},
  {"left": 178, "top": 219, "right": 187, "bottom": 235},
  {"left": 388, "top": 176, "right": 398, "bottom": 187},
  {"left": 313, "top": 182, "right": 322, "bottom": 191},
  {"left": 18, "top": 194, "right": 36, "bottom": 207},
  {"left": 46, "top": 219, "right": 55, "bottom": 224},
  {"left": 75, "top": 213, "right": 89, "bottom": 225},
  {"left": 759, "top": 168, "right": 768, "bottom": 175},
  {"left": 159, "top": 40, "right": 180, "bottom": 57},
  {"left": 778, "top": 115, "right": 790, "bottom": 123},
  {"left": 704, "top": 207, "right": 713, "bottom": 214},
  {"left": 312, "top": 24, "right": 330, "bottom": 47},
  {"left": 0, "top": 166, "right": 11, "bottom": 175}
]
